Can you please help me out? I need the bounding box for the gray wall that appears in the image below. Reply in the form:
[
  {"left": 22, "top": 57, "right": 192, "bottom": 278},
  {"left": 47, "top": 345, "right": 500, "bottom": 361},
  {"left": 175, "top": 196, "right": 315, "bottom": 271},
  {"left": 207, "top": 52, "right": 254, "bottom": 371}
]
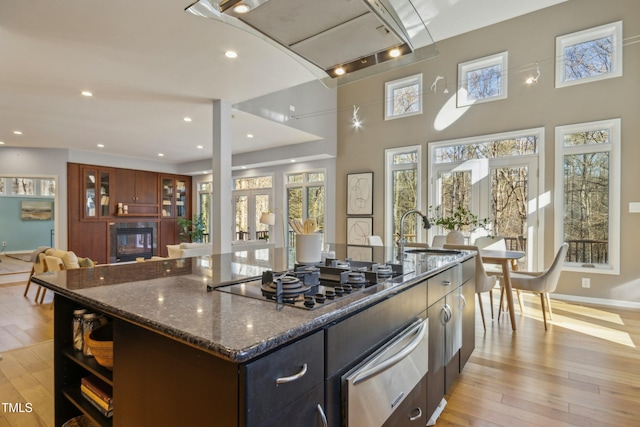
[{"left": 336, "top": 0, "right": 640, "bottom": 304}]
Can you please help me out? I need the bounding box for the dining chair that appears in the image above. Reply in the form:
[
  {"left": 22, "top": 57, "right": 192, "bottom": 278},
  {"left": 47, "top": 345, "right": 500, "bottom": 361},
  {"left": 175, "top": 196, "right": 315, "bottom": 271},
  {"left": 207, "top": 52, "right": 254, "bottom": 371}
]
[
  {"left": 367, "top": 235, "right": 384, "bottom": 246},
  {"left": 431, "top": 235, "right": 447, "bottom": 248},
  {"left": 444, "top": 244, "right": 497, "bottom": 331},
  {"left": 506, "top": 243, "right": 569, "bottom": 330}
]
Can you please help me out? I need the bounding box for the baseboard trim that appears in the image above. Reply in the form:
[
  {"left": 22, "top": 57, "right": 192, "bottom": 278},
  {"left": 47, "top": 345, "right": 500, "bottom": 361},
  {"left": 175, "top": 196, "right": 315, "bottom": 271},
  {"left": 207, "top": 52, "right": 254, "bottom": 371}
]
[{"left": 552, "top": 293, "right": 640, "bottom": 309}]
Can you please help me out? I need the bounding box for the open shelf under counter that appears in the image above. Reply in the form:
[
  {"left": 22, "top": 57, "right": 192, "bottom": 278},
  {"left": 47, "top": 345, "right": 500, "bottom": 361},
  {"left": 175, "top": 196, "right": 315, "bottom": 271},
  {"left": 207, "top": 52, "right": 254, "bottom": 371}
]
[
  {"left": 62, "top": 347, "right": 113, "bottom": 386},
  {"left": 63, "top": 386, "right": 113, "bottom": 427}
]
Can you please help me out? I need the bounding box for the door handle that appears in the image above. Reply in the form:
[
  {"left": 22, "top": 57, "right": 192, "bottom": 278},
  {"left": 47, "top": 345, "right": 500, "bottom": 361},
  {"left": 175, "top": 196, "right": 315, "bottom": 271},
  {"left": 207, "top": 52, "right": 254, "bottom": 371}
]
[
  {"left": 352, "top": 319, "right": 427, "bottom": 385},
  {"left": 409, "top": 406, "right": 423, "bottom": 421},
  {"left": 317, "top": 404, "right": 328, "bottom": 427},
  {"left": 276, "top": 363, "right": 308, "bottom": 384}
]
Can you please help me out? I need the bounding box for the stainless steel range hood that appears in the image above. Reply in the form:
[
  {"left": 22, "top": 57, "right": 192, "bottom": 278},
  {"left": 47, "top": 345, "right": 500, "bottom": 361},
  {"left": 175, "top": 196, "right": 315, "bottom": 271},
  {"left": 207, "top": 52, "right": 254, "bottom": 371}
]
[{"left": 186, "top": 0, "right": 438, "bottom": 82}]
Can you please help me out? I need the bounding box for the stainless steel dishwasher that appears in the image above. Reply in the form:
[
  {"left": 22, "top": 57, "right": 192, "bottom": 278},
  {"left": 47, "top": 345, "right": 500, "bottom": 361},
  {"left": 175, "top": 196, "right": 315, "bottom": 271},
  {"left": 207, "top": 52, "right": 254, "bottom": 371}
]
[{"left": 343, "top": 317, "right": 428, "bottom": 427}]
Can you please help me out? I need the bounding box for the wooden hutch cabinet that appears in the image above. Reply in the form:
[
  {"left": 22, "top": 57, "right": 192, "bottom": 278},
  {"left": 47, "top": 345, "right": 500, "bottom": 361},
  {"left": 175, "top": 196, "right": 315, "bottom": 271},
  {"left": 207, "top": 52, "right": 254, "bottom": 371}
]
[{"left": 68, "top": 163, "right": 191, "bottom": 264}]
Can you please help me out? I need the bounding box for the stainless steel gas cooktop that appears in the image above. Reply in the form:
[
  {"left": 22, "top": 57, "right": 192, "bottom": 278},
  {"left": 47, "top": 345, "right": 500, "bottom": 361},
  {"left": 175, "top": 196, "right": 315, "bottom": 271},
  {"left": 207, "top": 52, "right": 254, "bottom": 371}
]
[{"left": 209, "top": 259, "right": 405, "bottom": 310}]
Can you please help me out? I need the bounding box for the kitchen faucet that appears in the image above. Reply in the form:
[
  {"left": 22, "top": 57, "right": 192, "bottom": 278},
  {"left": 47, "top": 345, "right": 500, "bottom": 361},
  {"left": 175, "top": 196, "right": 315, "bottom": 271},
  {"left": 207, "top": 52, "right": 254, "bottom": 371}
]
[{"left": 398, "top": 209, "right": 431, "bottom": 257}]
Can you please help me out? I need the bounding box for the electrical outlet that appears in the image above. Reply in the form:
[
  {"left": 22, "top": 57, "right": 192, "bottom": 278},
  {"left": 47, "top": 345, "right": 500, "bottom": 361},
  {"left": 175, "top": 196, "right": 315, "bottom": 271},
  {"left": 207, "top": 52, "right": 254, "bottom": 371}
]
[{"left": 582, "top": 278, "right": 591, "bottom": 288}]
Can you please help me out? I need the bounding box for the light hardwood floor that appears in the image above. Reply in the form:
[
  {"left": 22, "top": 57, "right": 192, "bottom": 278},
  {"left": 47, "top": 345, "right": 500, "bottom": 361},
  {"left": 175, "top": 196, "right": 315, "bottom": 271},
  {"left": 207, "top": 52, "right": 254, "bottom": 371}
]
[{"left": 0, "top": 279, "right": 638, "bottom": 427}]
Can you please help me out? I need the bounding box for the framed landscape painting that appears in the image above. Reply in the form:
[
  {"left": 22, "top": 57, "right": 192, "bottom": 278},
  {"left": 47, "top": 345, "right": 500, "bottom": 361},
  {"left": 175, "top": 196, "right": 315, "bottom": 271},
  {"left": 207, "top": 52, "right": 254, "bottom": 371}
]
[{"left": 21, "top": 200, "right": 53, "bottom": 221}]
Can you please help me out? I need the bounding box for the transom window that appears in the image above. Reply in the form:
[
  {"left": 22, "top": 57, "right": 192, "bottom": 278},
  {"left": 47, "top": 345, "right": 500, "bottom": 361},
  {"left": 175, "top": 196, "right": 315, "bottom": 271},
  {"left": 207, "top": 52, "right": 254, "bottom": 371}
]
[
  {"left": 457, "top": 52, "right": 508, "bottom": 107},
  {"left": 384, "top": 74, "right": 423, "bottom": 120},
  {"left": 554, "top": 119, "right": 620, "bottom": 274},
  {"left": 555, "top": 21, "right": 623, "bottom": 88}
]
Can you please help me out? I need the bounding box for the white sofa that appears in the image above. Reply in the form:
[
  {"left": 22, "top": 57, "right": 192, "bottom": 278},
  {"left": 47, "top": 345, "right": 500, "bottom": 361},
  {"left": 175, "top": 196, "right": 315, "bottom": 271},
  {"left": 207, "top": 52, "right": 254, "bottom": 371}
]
[{"left": 166, "top": 242, "right": 213, "bottom": 259}]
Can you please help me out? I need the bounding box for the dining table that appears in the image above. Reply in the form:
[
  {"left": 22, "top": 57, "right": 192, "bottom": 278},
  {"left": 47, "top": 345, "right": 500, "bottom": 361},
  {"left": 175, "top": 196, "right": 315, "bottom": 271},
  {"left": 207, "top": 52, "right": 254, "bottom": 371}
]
[{"left": 480, "top": 249, "right": 526, "bottom": 331}]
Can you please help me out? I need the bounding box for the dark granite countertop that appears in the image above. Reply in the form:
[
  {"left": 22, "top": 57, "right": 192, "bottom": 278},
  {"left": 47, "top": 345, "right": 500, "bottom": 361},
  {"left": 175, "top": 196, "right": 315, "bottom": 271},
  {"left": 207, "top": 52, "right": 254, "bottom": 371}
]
[{"left": 33, "top": 245, "right": 473, "bottom": 363}]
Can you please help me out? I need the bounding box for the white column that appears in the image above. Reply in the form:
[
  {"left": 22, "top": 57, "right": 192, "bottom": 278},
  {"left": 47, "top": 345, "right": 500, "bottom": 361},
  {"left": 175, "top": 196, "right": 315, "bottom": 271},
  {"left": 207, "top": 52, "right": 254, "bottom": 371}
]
[{"left": 211, "top": 99, "right": 232, "bottom": 254}]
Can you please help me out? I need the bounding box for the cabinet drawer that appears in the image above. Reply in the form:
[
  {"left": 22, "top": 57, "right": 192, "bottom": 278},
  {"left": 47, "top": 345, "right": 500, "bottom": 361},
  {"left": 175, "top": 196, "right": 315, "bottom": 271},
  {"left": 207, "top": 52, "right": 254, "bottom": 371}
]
[
  {"left": 427, "top": 265, "right": 460, "bottom": 306},
  {"left": 242, "top": 331, "right": 324, "bottom": 426},
  {"left": 461, "top": 257, "right": 475, "bottom": 284},
  {"left": 326, "top": 280, "right": 427, "bottom": 375},
  {"left": 255, "top": 383, "right": 325, "bottom": 427},
  {"left": 382, "top": 374, "right": 427, "bottom": 427}
]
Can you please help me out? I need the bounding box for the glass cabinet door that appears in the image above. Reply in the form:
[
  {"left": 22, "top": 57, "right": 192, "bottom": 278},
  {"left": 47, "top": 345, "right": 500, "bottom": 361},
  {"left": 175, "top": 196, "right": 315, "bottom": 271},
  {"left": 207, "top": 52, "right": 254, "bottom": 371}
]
[
  {"left": 176, "top": 179, "right": 187, "bottom": 218},
  {"left": 162, "top": 178, "right": 174, "bottom": 217},
  {"left": 99, "top": 170, "right": 111, "bottom": 217},
  {"left": 84, "top": 169, "right": 97, "bottom": 218}
]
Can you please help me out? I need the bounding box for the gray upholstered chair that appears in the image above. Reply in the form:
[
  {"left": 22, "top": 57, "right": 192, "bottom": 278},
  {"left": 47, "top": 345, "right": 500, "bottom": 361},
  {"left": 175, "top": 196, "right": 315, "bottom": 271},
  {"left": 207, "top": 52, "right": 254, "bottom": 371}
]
[
  {"left": 507, "top": 243, "right": 569, "bottom": 330},
  {"left": 444, "top": 244, "right": 497, "bottom": 330}
]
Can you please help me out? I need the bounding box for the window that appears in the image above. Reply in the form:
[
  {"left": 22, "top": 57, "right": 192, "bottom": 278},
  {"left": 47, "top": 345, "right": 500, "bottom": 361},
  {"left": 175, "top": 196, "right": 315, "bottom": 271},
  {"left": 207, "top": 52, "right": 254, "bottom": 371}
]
[
  {"left": 233, "top": 176, "right": 273, "bottom": 241},
  {"left": 555, "top": 119, "right": 620, "bottom": 274},
  {"left": 458, "top": 52, "right": 508, "bottom": 107},
  {"left": 385, "top": 146, "right": 421, "bottom": 245},
  {"left": 430, "top": 129, "right": 542, "bottom": 271},
  {"left": 198, "top": 182, "right": 212, "bottom": 241},
  {"left": 11, "top": 178, "right": 35, "bottom": 195},
  {"left": 384, "top": 74, "right": 423, "bottom": 120},
  {"left": 40, "top": 179, "right": 56, "bottom": 197},
  {"left": 555, "top": 21, "right": 622, "bottom": 88},
  {"left": 285, "top": 171, "right": 325, "bottom": 249}
]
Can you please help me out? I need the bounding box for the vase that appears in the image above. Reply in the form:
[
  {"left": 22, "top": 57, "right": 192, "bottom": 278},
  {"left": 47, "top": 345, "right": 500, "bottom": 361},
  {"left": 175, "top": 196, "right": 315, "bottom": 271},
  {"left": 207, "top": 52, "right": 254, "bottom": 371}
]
[{"left": 446, "top": 230, "right": 464, "bottom": 245}]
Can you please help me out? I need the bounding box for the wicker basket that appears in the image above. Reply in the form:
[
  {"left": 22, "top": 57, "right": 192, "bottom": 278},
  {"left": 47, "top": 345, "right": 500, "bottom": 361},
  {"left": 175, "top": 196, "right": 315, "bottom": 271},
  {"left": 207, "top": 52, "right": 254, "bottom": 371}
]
[
  {"left": 62, "top": 414, "right": 99, "bottom": 427},
  {"left": 86, "top": 322, "right": 113, "bottom": 370}
]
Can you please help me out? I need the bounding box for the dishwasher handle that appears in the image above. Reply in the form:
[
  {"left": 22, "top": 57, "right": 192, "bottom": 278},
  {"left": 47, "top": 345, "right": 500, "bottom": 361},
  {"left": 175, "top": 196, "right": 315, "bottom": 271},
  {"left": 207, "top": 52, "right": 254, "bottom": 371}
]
[{"left": 352, "top": 319, "right": 427, "bottom": 385}]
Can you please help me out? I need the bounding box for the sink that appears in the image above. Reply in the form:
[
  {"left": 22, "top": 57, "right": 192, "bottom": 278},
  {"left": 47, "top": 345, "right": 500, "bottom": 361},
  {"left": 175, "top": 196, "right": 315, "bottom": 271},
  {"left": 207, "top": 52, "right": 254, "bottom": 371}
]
[{"left": 403, "top": 248, "right": 462, "bottom": 255}]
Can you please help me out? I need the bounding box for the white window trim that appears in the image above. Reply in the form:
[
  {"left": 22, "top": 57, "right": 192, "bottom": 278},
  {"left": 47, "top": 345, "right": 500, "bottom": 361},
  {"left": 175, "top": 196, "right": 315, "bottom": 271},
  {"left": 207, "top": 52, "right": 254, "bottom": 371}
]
[
  {"left": 384, "top": 145, "right": 422, "bottom": 246},
  {"left": 554, "top": 118, "right": 621, "bottom": 275},
  {"left": 384, "top": 74, "right": 423, "bottom": 121},
  {"left": 457, "top": 51, "right": 508, "bottom": 107},
  {"left": 555, "top": 21, "right": 623, "bottom": 88},
  {"left": 429, "top": 128, "right": 544, "bottom": 271}
]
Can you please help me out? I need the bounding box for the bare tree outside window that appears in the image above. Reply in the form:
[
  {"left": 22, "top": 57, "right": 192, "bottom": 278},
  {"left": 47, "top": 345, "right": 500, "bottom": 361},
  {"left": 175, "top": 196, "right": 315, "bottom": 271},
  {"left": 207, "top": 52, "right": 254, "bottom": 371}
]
[
  {"left": 556, "top": 21, "right": 622, "bottom": 88},
  {"left": 385, "top": 74, "right": 423, "bottom": 120}
]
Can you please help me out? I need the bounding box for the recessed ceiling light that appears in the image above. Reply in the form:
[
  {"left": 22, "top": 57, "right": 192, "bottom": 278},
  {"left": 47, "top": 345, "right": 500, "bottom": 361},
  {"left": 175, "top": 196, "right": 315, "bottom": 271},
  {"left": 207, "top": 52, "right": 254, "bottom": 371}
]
[
  {"left": 13, "top": 130, "right": 22, "bottom": 135},
  {"left": 247, "top": 134, "right": 254, "bottom": 138},
  {"left": 196, "top": 145, "right": 204, "bottom": 149},
  {"left": 158, "top": 153, "right": 165, "bottom": 157},
  {"left": 334, "top": 67, "right": 345, "bottom": 76},
  {"left": 389, "top": 48, "right": 401, "bottom": 58},
  {"left": 241, "top": 166, "right": 247, "bottom": 169},
  {"left": 0, "top": 141, "right": 5, "bottom": 145},
  {"left": 184, "top": 117, "right": 192, "bottom": 122},
  {"left": 290, "top": 159, "right": 296, "bottom": 163},
  {"left": 81, "top": 91, "right": 93, "bottom": 97},
  {"left": 225, "top": 50, "right": 238, "bottom": 59},
  {"left": 97, "top": 144, "right": 104, "bottom": 148},
  {"left": 233, "top": 3, "right": 251, "bottom": 13}
]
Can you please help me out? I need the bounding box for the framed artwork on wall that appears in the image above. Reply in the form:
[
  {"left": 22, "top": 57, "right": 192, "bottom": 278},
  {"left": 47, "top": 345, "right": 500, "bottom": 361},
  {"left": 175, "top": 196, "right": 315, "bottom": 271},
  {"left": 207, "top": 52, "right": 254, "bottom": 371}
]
[
  {"left": 21, "top": 200, "right": 53, "bottom": 221},
  {"left": 346, "top": 217, "right": 372, "bottom": 245},
  {"left": 347, "top": 245, "right": 373, "bottom": 262},
  {"left": 347, "top": 172, "right": 373, "bottom": 215}
]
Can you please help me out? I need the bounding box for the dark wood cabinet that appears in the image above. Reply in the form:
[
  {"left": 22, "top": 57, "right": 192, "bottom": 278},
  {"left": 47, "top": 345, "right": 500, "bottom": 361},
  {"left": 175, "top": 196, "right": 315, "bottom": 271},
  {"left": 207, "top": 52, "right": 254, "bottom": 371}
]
[
  {"left": 114, "top": 169, "right": 157, "bottom": 205},
  {"left": 81, "top": 166, "right": 114, "bottom": 219},
  {"left": 68, "top": 163, "right": 191, "bottom": 263}
]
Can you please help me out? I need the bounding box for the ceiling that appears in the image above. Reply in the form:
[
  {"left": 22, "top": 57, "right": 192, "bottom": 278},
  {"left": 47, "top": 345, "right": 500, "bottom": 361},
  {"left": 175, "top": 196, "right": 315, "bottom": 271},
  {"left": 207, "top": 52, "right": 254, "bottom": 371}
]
[{"left": 0, "top": 0, "right": 566, "bottom": 170}]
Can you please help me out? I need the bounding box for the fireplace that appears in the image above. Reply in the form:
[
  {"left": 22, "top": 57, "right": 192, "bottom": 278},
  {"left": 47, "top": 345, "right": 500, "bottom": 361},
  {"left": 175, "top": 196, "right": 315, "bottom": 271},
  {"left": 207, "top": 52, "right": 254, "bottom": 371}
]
[{"left": 116, "top": 227, "right": 153, "bottom": 262}]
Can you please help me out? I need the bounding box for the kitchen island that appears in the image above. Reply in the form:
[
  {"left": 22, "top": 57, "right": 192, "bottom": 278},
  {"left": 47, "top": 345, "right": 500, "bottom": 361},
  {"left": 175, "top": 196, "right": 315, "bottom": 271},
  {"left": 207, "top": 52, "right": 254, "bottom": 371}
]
[{"left": 34, "top": 245, "right": 475, "bottom": 427}]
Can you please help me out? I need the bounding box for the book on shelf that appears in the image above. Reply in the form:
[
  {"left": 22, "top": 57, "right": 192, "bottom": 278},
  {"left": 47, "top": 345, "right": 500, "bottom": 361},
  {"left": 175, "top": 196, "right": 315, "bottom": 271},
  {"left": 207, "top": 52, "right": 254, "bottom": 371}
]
[
  {"left": 81, "top": 385, "right": 112, "bottom": 411},
  {"left": 81, "top": 375, "right": 113, "bottom": 403},
  {"left": 81, "top": 390, "right": 113, "bottom": 418}
]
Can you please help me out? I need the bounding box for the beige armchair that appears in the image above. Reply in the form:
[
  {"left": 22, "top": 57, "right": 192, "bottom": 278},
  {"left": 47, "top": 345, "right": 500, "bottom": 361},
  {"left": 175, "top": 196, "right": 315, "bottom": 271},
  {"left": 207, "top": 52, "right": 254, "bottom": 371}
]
[
  {"left": 25, "top": 248, "right": 95, "bottom": 303},
  {"left": 507, "top": 243, "right": 569, "bottom": 330}
]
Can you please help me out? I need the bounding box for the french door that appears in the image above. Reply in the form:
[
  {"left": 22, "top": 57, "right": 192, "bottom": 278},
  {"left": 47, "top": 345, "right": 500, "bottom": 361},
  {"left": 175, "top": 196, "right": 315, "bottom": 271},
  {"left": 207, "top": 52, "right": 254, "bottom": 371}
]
[
  {"left": 232, "top": 190, "right": 271, "bottom": 241},
  {"left": 431, "top": 156, "right": 539, "bottom": 270}
]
